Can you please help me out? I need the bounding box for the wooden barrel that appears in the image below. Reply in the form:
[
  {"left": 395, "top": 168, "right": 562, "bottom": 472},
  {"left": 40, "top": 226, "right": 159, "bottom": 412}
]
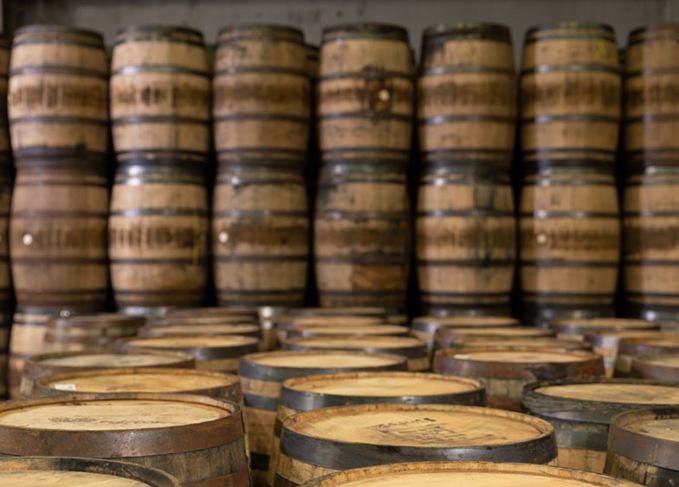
[
  {"left": 239, "top": 350, "right": 407, "bottom": 483},
  {"left": 288, "top": 307, "right": 407, "bottom": 325},
  {"left": 110, "top": 25, "right": 210, "bottom": 160},
  {"left": 19, "top": 349, "right": 194, "bottom": 398},
  {"left": 10, "top": 163, "right": 109, "bottom": 310},
  {"left": 616, "top": 333, "right": 679, "bottom": 376},
  {"left": 434, "top": 348, "right": 604, "bottom": 410},
  {"left": 150, "top": 314, "right": 258, "bottom": 326},
  {"left": 33, "top": 367, "right": 242, "bottom": 403},
  {"left": 0, "top": 456, "right": 179, "bottom": 486},
  {"left": 300, "top": 462, "right": 642, "bottom": 487},
  {"left": 0, "top": 35, "right": 9, "bottom": 161},
  {"left": 269, "top": 371, "right": 485, "bottom": 484},
  {"left": 276, "top": 314, "right": 386, "bottom": 341},
  {"left": 167, "top": 306, "right": 260, "bottom": 320},
  {"left": 8, "top": 25, "right": 108, "bottom": 159},
  {"left": 0, "top": 393, "right": 249, "bottom": 486},
  {"left": 286, "top": 324, "right": 409, "bottom": 338},
  {"left": 214, "top": 25, "right": 309, "bottom": 164},
  {"left": 44, "top": 314, "right": 146, "bottom": 353},
  {"left": 520, "top": 22, "right": 620, "bottom": 165},
  {"left": 276, "top": 403, "right": 557, "bottom": 485},
  {"left": 605, "top": 407, "right": 679, "bottom": 483},
  {"left": 140, "top": 323, "right": 261, "bottom": 340},
  {"left": 283, "top": 336, "right": 429, "bottom": 371},
  {"left": 109, "top": 162, "right": 209, "bottom": 314},
  {"left": 584, "top": 330, "right": 662, "bottom": 377},
  {"left": 550, "top": 318, "right": 658, "bottom": 341},
  {"left": 417, "top": 23, "right": 516, "bottom": 316},
  {"left": 519, "top": 170, "right": 620, "bottom": 326},
  {"left": 121, "top": 335, "right": 259, "bottom": 373},
  {"left": 631, "top": 354, "right": 679, "bottom": 382},
  {"left": 443, "top": 336, "right": 592, "bottom": 352},
  {"left": 524, "top": 379, "right": 679, "bottom": 473},
  {"left": 412, "top": 316, "right": 518, "bottom": 350},
  {"left": 434, "top": 326, "right": 555, "bottom": 349},
  {"left": 213, "top": 164, "right": 309, "bottom": 307}
]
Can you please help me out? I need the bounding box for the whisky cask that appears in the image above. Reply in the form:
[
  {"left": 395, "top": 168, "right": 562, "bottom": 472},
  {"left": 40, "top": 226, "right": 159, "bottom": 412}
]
[
  {"left": 417, "top": 23, "right": 516, "bottom": 316},
  {"left": 121, "top": 335, "right": 258, "bottom": 373},
  {"left": 0, "top": 393, "right": 249, "bottom": 486},
  {"left": 443, "top": 336, "right": 592, "bottom": 352},
  {"left": 288, "top": 307, "right": 407, "bottom": 325},
  {"left": 239, "top": 350, "right": 407, "bottom": 483},
  {"left": 0, "top": 456, "right": 179, "bottom": 487},
  {"left": 276, "top": 403, "right": 557, "bottom": 485},
  {"left": 286, "top": 324, "right": 409, "bottom": 338},
  {"left": 616, "top": 333, "right": 679, "bottom": 376},
  {"left": 520, "top": 22, "right": 620, "bottom": 165},
  {"left": 140, "top": 322, "right": 261, "bottom": 340},
  {"left": 167, "top": 305, "right": 260, "bottom": 320},
  {"left": 583, "top": 330, "right": 662, "bottom": 377},
  {"left": 434, "top": 326, "right": 554, "bottom": 349},
  {"left": 8, "top": 25, "right": 108, "bottom": 158},
  {"left": 301, "top": 462, "right": 642, "bottom": 487},
  {"left": 268, "top": 371, "right": 485, "bottom": 484},
  {"left": 44, "top": 314, "right": 146, "bottom": 353},
  {"left": 109, "top": 162, "right": 209, "bottom": 314},
  {"left": 605, "top": 407, "right": 679, "bottom": 483},
  {"left": 276, "top": 314, "right": 385, "bottom": 341},
  {"left": 10, "top": 164, "right": 109, "bottom": 310},
  {"left": 631, "top": 354, "right": 679, "bottom": 382},
  {"left": 19, "top": 348, "right": 194, "bottom": 398},
  {"left": 283, "top": 336, "right": 429, "bottom": 371},
  {"left": 550, "top": 318, "right": 658, "bottom": 341},
  {"left": 412, "top": 315, "right": 518, "bottom": 350},
  {"left": 213, "top": 163, "right": 309, "bottom": 307},
  {"left": 519, "top": 170, "right": 620, "bottom": 326},
  {"left": 434, "top": 349, "right": 604, "bottom": 410},
  {"left": 524, "top": 379, "right": 679, "bottom": 473},
  {"left": 110, "top": 26, "right": 210, "bottom": 160},
  {"left": 149, "top": 314, "right": 258, "bottom": 326},
  {"left": 33, "top": 367, "right": 241, "bottom": 403},
  {"left": 214, "top": 25, "right": 309, "bottom": 164}
]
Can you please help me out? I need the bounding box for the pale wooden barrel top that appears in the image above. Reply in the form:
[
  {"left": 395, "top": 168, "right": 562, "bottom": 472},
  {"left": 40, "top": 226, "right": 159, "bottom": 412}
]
[
  {"left": 42, "top": 370, "right": 236, "bottom": 394},
  {"left": 126, "top": 335, "right": 256, "bottom": 348},
  {"left": 288, "top": 325, "right": 407, "bottom": 335},
  {"left": 143, "top": 324, "right": 259, "bottom": 335},
  {"left": 452, "top": 350, "right": 592, "bottom": 363},
  {"left": 0, "top": 399, "right": 228, "bottom": 431},
  {"left": 415, "top": 316, "right": 518, "bottom": 327},
  {"left": 553, "top": 318, "right": 652, "bottom": 329},
  {"left": 627, "top": 416, "right": 679, "bottom": 441},
  {"left": 535, "top": 383, "right": 679, "bottom": 404},
  {"left": 2, "top": 471, "right": 149, "bottom": 486},
  {"left": 40, "top": 353, "right": 185, "bottom": 368},
  {"left": 285, "top": 404, "right": 551, "bottom": 447},
  {"left": 286, "top": 336, "right": 423, "bottom": 348},
  {"left": 248, "top": 351, "right": 402, "bottom": 368},
  {"left": 440, "top": 327, "right": 552, "bottom": 336},
  {"left": 637, "top": 355, "right": 679, "bottom": 367},
  {"left": 285, "top": 372, "right": 480, "bottom": 396},
  {"left": 302, "top": 461, "right": 641, "bottom": 487}
]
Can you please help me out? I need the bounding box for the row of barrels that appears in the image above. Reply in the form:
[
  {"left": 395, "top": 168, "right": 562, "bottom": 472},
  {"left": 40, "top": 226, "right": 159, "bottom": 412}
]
[
  {"left": 2, "top": 21, "right": 679, "bottom": 326},
  {"left": 2, "top": 305, "right": 678, "bottom": 486}
]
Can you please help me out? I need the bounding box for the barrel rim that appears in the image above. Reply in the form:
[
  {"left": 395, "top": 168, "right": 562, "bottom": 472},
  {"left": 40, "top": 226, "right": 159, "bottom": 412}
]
[
  {"left": 13, "top": 24, "right": 105, "bottom": 44},
  {"left": 0, "top": 456, "right": 180, "bottom": 486},
  {"left": 286, "top": 324, "right": 409, "bottom": 338},
  {"left": 524, "top": 21, "right": 614, "bottom": 36},
  {"left": 412, "top": 315, "right": 519, "bottom": 332},
  {"left": 140, "top": 323, "right": 261, "bottom": 338},
  {"left": 23, "top": 348, "right": 196, "bottom": 368},
  {"left": 628, "top": 21, "right": 679, "bottom": 43},
  {"left": 298, "top": 461, "right": 642, "bottom": 487},
  {"left": 422, "top": 22, "right": 511, "bottom": 43},
  {"left": 283, "top": 335, "right": 428, "bottom": 358},
  {"left": 217, "top": 23, "right": 304, "bottom": 43},
  {"left": 631, "top": 353, "right": 679, "bottom": 382},
  {"left": 322, "top": 22, "right": 409, "bottom": 43},
  {"left": 49, "top": 313, "right": 147, "bottom": 329},
  {"left": 119, "top": 334, "right": 260, "bottom": 359},
  {"left": 114, "top": 24, "right": 204, "bottom": 41},
  {"left": 549, "top": 318, "right": 657, "bottom": 335}
]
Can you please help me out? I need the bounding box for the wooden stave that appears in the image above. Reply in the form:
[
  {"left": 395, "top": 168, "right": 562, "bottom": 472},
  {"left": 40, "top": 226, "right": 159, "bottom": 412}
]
[
  {"left": 0, "top": 455, "right": 180, "bottom": 487},
  {"left": 524, "top": 378, "right": 679, "bottom": 473},
  {"left": 630, "top": 353, "right": 679, "bottom": 383},
  {"left": 276, "top": 403, "right": 557, "bottom": 486},
  {"left": 0, "top": 392, "right": 249, "bottom": 486},
  {"left": 604, "top": 407, "right": 679, "bottom": 483},
  {"left": 32, "top": 366, "right": 242, "bottom": 403}
]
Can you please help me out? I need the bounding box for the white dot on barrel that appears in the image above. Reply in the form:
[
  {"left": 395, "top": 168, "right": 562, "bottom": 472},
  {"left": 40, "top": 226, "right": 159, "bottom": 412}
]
[
  {"left": 536, "top": 233, "right": 548, "bottom": 245},
  {"left": 22, "top": 233, "right": 33, "bottom": 246},
  {"left": 378, "top": 89, "right": 390, "bottom": 101},
  {"left": 219, "top": 231, "right": 229, "bottom": 243}
]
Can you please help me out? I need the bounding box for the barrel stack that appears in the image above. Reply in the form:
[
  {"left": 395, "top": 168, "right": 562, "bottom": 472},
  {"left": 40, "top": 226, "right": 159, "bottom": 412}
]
[
  {"left": 519, "top": 23, "right": 622, "bottom": 326},
  {"left": 314, "top": 23, "right": 414, "bottom": 310},
  {"left": 623, "top": 23, "right": 679, "bottom": 322},
  {"left": 7, "top": 25, "right": 110, "bottom": 397},
  {"left": 213, "top": 25, "right": 310, "bottom": 307},
  {"left": 417, "top": 23, "right": 516, "bottom": 317},
  {"left": 109, "top": 25, "right": 211, "bottom": 315}
]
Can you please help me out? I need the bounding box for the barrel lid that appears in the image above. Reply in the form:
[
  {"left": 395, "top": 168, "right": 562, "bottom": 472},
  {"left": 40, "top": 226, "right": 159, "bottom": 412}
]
[
  {"left": 452, "top": 337, "right": 591, "bottom": 351},
  {"left": 149, "top": 315, "right": 257, "bottom": 326},
  {"left": 279, "top": 315, "right": 385, "bottom": 326},
  {"left": 114, "top": 24, "right": 204, "bottom": 44},
  {"left": 633, "top": 353, "right": 679, "bottom": 368},
  {"left": 284, "top": 336, "right": 426, "bottom": 355},
  {"left": 550, "top": 318, "right": 656, "bottom": 334},
  {"left": 217, "top": 24, "right": 304, "bottom": 45},
  {"left": 436, "top": 349, "right": 600, "bottom": 364},
  {"left": 609, "top": 407, "right": 679, "bottom": 471},
  {"left": 413, "top": 315, "right": 518, "bottom": 333},
  {"left": 584, "top": 329, "right": 662, "bottom": 346},
  {"left": 0, "top": 393, "right": 242, "bottom": 457},
  {"left": 619, "top": 334, "right": 679, "bottom": 355},
  {"left": 529, "top": 379, "right": 679, "bottom": 405},
  {"left": 281, "top": 404, "right": 555, "bottom": 464},
  {"left": 0, "top": 456, "right": 179, "bottom": 487},
  {"left": 629, "top": 22, "right": 679, "bottom": 44},
  {"left": 301, "top": 461, "right": 641, "bottom": 487},
  {"left": 322, "top": 23, "right": 409, "bottom": 43},
  {"left": 124, "top": 335, "right": 258, "bottom": 349},
  {"left": 436, "top": 327, "right": 554, "bottom": 344},
  {"left": 36, "top": 367, "right": 239, "bottom": 394},
  {"left": 287, "top": 307, "right": 391, "bottom": 318},
  {"left": 140, "top": 323, "right": 260, "bottom": 337},
  {"left": 13, "top": 24, "right": 105, "bottom": 46},
  {"left": 525, "top": 21, "right": 614, "bottom": 36},
  {"left": 422, "top": 22, "right": 511, "bottom": 43},
  {"left": 50, "top": 313, "right": 147, "bottom": 329},
  {"left": 34, "top": 350, "right": 194, "bottom": 368},
  {"left": 167, "top": 306, "right": 259, "bottom": 318},
  {"left": 287, "top": 324, "right": 409, "bottom": 338}
]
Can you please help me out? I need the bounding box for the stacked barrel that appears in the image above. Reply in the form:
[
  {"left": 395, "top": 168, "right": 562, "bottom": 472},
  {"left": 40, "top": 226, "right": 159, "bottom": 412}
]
[
  {"left": 213, "top": 25, "right": 310, "bottom": 307},
  {"left": 7, "top": 26, "right": 110, "bottom": 395},
  {"left": 109, "top": 26, "right": 210, "bottom": 314},
  {"left": 417, "top": 23, "right": 516, "bottom": 316},
  {"left": 623, "top": 23, "right": 679, "bottom": 321},
  {"left": 314, "top": 23, "right": 414, "bottom": 309},
  {"left": 519, "top": 22, "right": 622, "bottom": 326}
]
